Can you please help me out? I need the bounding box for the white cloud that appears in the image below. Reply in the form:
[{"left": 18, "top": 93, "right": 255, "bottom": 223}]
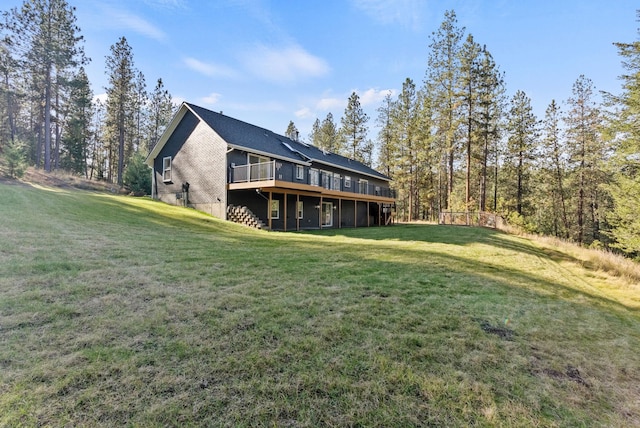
[
  {"left": 200, "top": 93, "right": 222, "bottom": 106},
  {"left": 184, "top": 57, "right": 237, "bottom": 79},
  {"left": 241, "top": 44, "right": 330, "bottom": 84},
  {"left": 359, "top": 88, "right": 397, "bottom": 106},
  {"left": 316, "top": 97, "right": 344, "bottom": 111},
  {"left": 109, "top": 10, "right": 167, "bottom": 41},
  {"left": 295, "top": 107, "right": 314, "bottom": 119},
  {"left": 351, "top": 0, "right": 423, "bottom": 30},
  {"left": 143, "top": 0, "right": 187, "bottom": 9}
]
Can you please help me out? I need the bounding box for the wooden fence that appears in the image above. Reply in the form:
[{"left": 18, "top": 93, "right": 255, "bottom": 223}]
[{"left": 438, "top": 211, "right": 505, "bottom": 229}]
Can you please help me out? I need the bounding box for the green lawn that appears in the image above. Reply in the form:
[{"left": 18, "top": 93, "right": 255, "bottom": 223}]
[{"left": 1, "top": 182, "right": 639, "bottom": 427}]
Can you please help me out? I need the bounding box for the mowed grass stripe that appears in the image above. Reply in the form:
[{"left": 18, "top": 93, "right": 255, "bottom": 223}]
[{"left": 0, "top": 183, "right": 639, "bottom": 426}]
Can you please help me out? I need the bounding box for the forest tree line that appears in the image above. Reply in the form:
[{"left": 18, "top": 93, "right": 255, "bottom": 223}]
[
  {"left": 291, "top": 10, "right": 640, "bottom": 258},
  {"left": 1, "top": 2, "right": 639, "bottom": 257},
  {"left": 0, "top": 0, "right": 175, "bottom": 190}
]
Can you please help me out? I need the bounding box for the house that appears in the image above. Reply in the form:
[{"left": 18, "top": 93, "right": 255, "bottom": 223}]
[{"left": 146, "top": 102, "right": 395, "bottom": 231}]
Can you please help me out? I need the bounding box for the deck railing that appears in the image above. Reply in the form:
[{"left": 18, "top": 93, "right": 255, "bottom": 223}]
[
  {"left": 231, "top": 161, "right": 275, "bottom": 182},
  {"left": 230, "top": 161, "right": 396, "bottom": 199}
]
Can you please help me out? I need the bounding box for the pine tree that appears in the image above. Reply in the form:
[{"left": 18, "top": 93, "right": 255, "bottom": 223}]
[
  {"left": 285, "top": 120, "right": 299, "bottom": 141},
  {"left": 5, "top": 0, "right": 86, "bottom": 172},
  {"left": 88, "top": 99, "right": 105, "bottom": 180},
  {"left": 476, "top": 47, "right": 505, "bottom": 212},
  {"left": 458, "top": 34, "right": 482, "bottom": 212},
  {"left": 131, "top": 70, "right": 147, "bottom": 157},
  {"left": 4, "top": 138, "right": 27, "bottom": 177},
  {"left": 105, "top": 36, "right": 136, "bottom": 186},
  {"left": 376, "top": 91, "right": 395, "bottom": 177},
  {"left": 565, "top": 75, "right": 605, "bottom": 245},
  {"left": 339, "top": 91, "right": 370, "bottom": 164},
  {"left": 505, "top": 90, "right": 538, "bottom": 216},
  {"left": 308, "top": 118, "right": 321, "bottom": 147},
  {"left": 425, "top": 10, "right": 465, "bottom": 211},
  {"left": 603, "top": 14, "right": 640, "bottom": 255},
  {"left": 539, "top": 100, "right": 570, "bottom": 237},
  {"left": 317, "top": 113, "right": 340, "bottom": 153},
  {"left": 0, "top": 25, "right": 20, "bottom": 148},
  {"left": 391, "top": 78, "right": 421, "bottom": 221},
  {"left": 61, "top": 67, "right": 92, "bottom": 175},
  {"left": 147, "top": 78, "right": 174, "bottom": 152}
]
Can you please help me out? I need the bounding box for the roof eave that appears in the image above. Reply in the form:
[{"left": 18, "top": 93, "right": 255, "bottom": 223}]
[{"left": 145, "top": 102, "right": 191, "bottom": 166}]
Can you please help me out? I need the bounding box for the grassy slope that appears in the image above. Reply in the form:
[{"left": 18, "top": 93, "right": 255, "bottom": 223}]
[{"left": 1, "top": 182, "right": 639, "bottom": 427}]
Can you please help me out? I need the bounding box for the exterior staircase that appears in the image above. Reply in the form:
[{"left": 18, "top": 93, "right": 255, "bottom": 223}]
[{"left": 226, "top": 205, "right": 268, "bottom": 230}]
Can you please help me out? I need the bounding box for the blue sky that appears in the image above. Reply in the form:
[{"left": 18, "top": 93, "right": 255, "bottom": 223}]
[{"left": 5, "top": 0, "right": 639, "bottom": 139}]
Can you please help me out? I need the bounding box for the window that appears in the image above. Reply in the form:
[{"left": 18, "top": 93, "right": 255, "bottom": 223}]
[
  {"left": 309, "top": 168, "right": 319, "bottom": 186},
  {"left": 322, "top": 171, "right": 331, "bottom": 189},
  {"left": 248, "top": 154, "right": 271, "bottom": 181},
  {"left": 295, "top": 165, "right": 304, "bottom": 180},
  {"left": 270, "top": 200, "right": 280, "bottom": 219},
  {"left": 162, "top": 156, "right": 172, "bottom": 182},
  {"left": 359, "top": 179, "right": 368, "bottom": 194},
  {"left": 249, "top": 154, "right": 269, "bottom": 164},
  {"left": 297, "top": 201, "right": 303, "bottom": 219},
  {"left": 344, "top": 175, "right": 351, "bottom": 188},
  {"left": 322, "top": 202, "right": 333, "bottom": 227},
  {"left": 333, "top": 174, "right": 341, "bottom": 191}
]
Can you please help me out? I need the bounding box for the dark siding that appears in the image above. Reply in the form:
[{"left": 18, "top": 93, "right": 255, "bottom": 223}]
[
  {"left": 340, "top": 200, "right": 356, "bottom": 228},
  {"left": 228, "top": 190, "right": 268, "bottom": 221},
  {"left": 154, "top": 111, "right": 228, "bottom": 218}
]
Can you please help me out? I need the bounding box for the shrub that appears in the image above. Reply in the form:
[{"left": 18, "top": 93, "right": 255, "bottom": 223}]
[
  {"left": 3, "top": 139, "right": 27, "bottom": 178},
  {"left": 123, "top": 152, "right": 151, "bottom": 195}
]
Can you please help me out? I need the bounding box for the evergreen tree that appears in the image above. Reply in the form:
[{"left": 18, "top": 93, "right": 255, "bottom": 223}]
[
  {"left": 536, "top": 100, "right": 570, "bottom": 237},
  {"left": 131, "top": 70, "right": 147, "bottom": 157},
  {"left": 308, "top": 118, "right": 321, "bottom": 147},
  {"left": 391, "top": 78, "right": 421, "bottom": 221},
  {"left": 61, "top": 67, "right": 92, "bottom": 175},
  {"left": 604, "top": 15, "right": 640, "bottom": 256},
  {"left": 105, "top": 36, "right": 136, "bottom": 186},
  {"left": 3, "top": 138, "right": 27, "bottom": 178},
  {"left": 458, "top": 34, "right": 482, "bottom": 211},
  {"left": 339, "top": 91, "right": 370, "bottom": 164},
  {"left": 476, "top": 47, "right": 505, "bottom": 212},
  {"left": 317, "top": 113, "right": 340, "bottom": 153},
  {"left": 376, "top": 91, "right": 395, "bottom": 177},
  {"left": 147, "top": 78, "right": 174, "bottom": 152},
  {"left": 505, "top": 90, "right": 538, "bottom": 216},
  {"left": 87, "top": 99, "right": 105, "bottom": 180},
  {"left": 123, "top": 151, "right": 151, "bottom": 195},
  {"left": 285, "top": 120, "right": 299, "bottom": 141},
  {"left": 565, "top": 75, "right": 606, "bottom": 245},
  {"left": 425, "top": 9, "right": 465, "bottom": 211},
  {"left": 0, "top": 26, "right": 20, "bottom": 148},
  {"left": 5, "top": 0, "right": 86, "bottom": 172}
]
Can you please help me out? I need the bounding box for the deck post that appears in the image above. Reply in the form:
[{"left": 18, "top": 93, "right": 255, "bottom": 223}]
[
  {"left": 319, "top": 196, "right": 323, "bottom": 230},
  {"left": 296, "top": 194, "right": 300, "bottom": 231},
  {"left": 268, "top": 191, "right": 272, "bottom": 230}
]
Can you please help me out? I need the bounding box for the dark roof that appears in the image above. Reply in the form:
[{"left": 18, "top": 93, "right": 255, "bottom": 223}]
[{"left": 186, "top": 103, "right": 390, "bottom": 181}]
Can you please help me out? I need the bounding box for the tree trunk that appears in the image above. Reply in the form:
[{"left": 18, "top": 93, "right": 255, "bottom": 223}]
[{"left": 44, "top": 67, "right": 52, "bottom": 172}]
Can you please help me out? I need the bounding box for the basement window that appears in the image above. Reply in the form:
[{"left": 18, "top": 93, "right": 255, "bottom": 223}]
[
  {"left": 271, "top": 199, "right": 280, "bottom": 219},
  {"left": 297, "top": 201, "right": 304, "bottom": 219},
  {"left": 162, "top": 156, "right": 172, "bottom": 182}
]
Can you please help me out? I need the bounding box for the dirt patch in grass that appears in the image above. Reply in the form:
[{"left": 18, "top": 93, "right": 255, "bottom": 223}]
[{"left": 478, "top": 319, "right": 515, "bottom": 341}]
